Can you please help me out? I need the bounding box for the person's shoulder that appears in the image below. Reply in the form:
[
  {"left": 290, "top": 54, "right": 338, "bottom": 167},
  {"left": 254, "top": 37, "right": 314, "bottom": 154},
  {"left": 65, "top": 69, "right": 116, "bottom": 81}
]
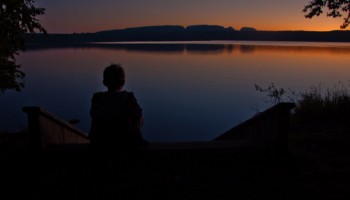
[
  {"left": 120, "top": 90, "right": 136, "bottom": 98},
  {"left": 92, "top": 91, "right": 104, "bottom": 97},
  {"left": 121, "top": 90, "right": 140, "bottom": 106},
  {"left": 92, "top": 91, "right": 108, "bottom": 100},
  {"left": 120, "top": 90, "right": 132, "bottom": 94}
]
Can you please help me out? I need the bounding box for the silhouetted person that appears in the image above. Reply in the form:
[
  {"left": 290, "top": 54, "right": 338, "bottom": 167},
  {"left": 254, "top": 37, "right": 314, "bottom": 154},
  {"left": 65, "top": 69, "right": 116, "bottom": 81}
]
[{"left": 89, "top": 64, "right": 147, "bottom": 150}]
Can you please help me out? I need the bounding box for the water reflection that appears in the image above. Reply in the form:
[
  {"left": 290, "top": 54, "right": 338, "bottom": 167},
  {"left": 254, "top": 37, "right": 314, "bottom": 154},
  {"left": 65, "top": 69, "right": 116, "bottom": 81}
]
[
  {"left": 2, "top": 42, "right": 350, "bottom": 142},
  {"left": 93, "top": 41, "right": 350, "bottom": 55},
  {"left": 239, "top": 45, "right": 256, "bottom": 54},
  {"left": 29, "top": 41, "right": 350, "bottom": 56}
]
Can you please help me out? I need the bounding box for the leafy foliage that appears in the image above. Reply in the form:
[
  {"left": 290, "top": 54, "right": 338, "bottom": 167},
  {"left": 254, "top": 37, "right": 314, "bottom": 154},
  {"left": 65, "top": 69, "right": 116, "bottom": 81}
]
[
  {"left": 0, "top": 0, "right": 46, "bottom": 93},
  {"left": 303, "top": 0, "right": 350, "bottom": 29}
]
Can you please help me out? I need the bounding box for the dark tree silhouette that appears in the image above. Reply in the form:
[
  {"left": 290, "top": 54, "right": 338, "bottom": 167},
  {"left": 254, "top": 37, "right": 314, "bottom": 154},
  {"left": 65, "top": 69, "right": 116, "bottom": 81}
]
[
  {"left": 0, "top": 0, "right": 46, "bottom": 93},
  {"left": 303, "top": 0, "right": 350, "bottom": 29}
]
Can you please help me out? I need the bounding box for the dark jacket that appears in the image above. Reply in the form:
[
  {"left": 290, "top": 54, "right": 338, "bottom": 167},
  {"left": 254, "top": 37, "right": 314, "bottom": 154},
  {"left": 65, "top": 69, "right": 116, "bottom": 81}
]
[{"left": 89, "top": 90, "right": 144, "bottom": 149}]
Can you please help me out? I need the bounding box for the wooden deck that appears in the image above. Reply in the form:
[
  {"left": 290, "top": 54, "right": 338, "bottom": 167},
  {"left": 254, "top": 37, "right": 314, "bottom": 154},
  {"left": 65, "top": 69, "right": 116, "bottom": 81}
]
[
  {"left": 1, "top": 103, "right": 295, "bottom": 152},
  {"left": 4, "top": 103, "right": 348, "bottom": 200}
]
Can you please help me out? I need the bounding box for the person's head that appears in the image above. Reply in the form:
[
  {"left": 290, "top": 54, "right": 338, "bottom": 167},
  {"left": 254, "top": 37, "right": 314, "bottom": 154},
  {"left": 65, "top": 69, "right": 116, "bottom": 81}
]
[{"left": 103, "top": 64, "right": 125, "bottom": 91}]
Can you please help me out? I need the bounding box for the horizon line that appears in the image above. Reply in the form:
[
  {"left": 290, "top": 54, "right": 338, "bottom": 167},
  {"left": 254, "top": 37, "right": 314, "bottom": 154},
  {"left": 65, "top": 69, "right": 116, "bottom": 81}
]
[{"left": 42, "top": 24, "right": 347, "bottom": 34}]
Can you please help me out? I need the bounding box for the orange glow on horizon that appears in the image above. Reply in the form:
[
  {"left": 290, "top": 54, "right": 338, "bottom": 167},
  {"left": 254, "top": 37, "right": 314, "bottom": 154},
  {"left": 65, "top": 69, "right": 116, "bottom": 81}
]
[
  {"left": 37, "top": 0, "right": 350, "bottom": 34},
  {"left": 41, "top": 10, "right": 347, "bottom": 33}
]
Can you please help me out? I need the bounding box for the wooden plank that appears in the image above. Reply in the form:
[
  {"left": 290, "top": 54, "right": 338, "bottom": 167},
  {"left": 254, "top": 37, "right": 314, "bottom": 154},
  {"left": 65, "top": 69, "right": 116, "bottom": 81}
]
[
  {"left": 23, "top": 107, "right": 89, "bottom": 149},
  {"left": 214, "top": 103, "right": 295, "bottom": 148}
]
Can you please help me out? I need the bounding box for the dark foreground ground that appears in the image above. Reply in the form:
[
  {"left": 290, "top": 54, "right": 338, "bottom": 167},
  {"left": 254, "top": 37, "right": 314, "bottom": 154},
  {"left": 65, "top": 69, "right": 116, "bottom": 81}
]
[{"left": 1, "top": 138, "right": 350, "bottom": 200}]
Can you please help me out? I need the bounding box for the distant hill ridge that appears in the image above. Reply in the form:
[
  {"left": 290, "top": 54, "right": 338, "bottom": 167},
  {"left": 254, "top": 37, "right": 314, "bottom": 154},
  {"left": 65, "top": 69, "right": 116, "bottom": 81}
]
[
  {"left": 96, "top": 25, "right": 238, "bottom": 35},
  {"left": 27, "top": 24, "right": 350, "bottom": 46}
]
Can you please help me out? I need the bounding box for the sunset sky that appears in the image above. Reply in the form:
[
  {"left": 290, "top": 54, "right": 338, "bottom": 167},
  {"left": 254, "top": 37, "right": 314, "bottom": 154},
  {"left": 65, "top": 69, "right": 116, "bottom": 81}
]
[{"left": 35, "top": 0, "right": 345, "bottom": 33}]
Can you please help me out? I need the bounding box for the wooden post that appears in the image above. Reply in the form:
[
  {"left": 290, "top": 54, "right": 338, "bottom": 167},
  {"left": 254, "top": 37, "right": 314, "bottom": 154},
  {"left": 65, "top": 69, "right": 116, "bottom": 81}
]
[{"left": 23, "top": 107, "right": 89, "bottom": 150}]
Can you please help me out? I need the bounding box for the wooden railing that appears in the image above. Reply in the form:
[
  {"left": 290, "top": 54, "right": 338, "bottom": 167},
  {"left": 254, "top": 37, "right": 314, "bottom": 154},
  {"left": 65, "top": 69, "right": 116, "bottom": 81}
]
[
  {"left": 23, "top": 107, "right": 89, "bottom": 149},
  {"left": 214, "top": 103, "right": 295, "bottom": 148},
  {"left": 21, "top": 103, "right": 294, "bottom": 150}
]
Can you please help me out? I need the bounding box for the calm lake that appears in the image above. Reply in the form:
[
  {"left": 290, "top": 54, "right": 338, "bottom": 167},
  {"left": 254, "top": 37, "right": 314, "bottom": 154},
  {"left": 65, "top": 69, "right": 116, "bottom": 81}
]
[{"left": 1, "top": 41, "right": 350, "bottom": 142}]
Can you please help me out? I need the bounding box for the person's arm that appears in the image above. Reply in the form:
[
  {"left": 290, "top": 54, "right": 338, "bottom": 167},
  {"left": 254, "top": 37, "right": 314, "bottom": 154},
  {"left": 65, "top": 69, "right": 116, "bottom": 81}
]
[{"left": 127, "top": 92, "right": 143, "bottom": 128}]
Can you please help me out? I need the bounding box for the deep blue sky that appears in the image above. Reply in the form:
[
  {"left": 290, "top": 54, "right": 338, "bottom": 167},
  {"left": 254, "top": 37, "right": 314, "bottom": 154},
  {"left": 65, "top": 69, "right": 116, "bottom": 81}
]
[{"left": 35, "top": 0, "right": 344, "bottom": 33}]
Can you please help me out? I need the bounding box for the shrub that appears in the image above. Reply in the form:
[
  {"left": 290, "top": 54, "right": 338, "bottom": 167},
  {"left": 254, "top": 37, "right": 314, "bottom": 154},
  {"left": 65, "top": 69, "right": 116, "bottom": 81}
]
[
  {"left": 255, "top": 82, "right": 350, "bottom": 133},
  {"left": 294, "top": 82, "right": 350, "bottom": 132}
]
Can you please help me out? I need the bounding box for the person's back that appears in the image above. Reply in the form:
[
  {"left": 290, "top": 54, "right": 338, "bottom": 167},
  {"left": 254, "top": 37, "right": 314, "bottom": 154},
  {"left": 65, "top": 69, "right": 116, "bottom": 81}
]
[{"left": 89, "top": 64, "right": 146, "bottom": 150}]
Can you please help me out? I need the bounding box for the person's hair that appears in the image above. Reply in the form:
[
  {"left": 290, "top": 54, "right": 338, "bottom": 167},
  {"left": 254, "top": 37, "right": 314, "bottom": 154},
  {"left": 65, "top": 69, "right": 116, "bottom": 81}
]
[{"left": 103, "top": 64, "right": 125, "bottom": 89}]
